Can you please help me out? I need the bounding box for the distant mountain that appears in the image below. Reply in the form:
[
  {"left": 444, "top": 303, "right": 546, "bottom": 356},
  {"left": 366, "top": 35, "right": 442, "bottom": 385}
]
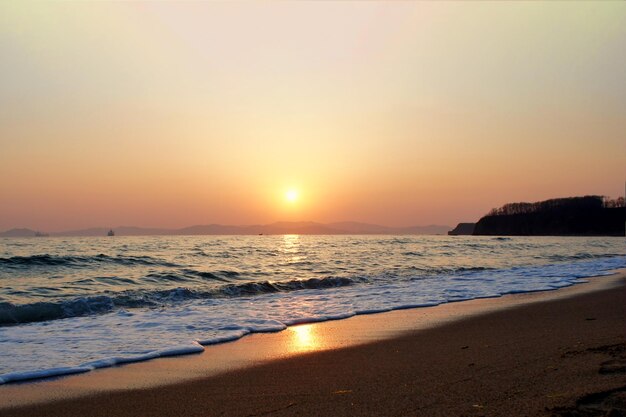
[
  {"left": 49, "top": 227, "right": 111, "bottom": 237},
  {"left": 244, "top": 221, "right": 341, "bottom": 235},
  {"left": 327, "top": 221, "right": 393, "bottom": 234},
  {"left": 327, "top": 222, "right": 451, "bottom": 235},
  {"left": 1, "top": 221, "right": 451, "bottom": 237},
  {"left": 0, "top": 228, "right": 38, "bottom": 237},
  {"left": 112, "top": 226, "right": 172, "bottom": 236},
  {"left": 399, "top": 225, "right": 452, "bottom": 235},
  {"left": 177, "top": 224, "right": 258, "bottom": 235},
  {"left": 49, "top": 226, "right": 173, "bottom": 237}
]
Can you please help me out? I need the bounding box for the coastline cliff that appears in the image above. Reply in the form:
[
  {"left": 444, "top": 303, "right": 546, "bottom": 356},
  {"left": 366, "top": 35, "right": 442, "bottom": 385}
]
[{"left": 448, "top": 223, "right": 476, "bottom": 235}]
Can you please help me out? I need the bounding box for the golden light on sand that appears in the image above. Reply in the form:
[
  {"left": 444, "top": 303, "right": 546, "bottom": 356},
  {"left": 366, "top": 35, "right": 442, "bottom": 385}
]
[
  {"left": 290, "top": 324, "right": 318, "bottom": 352},
  {"left": 285, "top": 189, "right": 299, "bottom": 203}
]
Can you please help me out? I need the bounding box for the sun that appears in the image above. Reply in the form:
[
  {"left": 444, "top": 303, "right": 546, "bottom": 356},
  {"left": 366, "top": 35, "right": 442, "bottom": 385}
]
[{"left": 285, "top": 189, "right": 299, "bottom": 203}]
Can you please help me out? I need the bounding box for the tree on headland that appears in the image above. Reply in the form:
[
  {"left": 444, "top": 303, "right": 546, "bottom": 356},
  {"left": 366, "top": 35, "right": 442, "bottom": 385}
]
[
  {"left": 603, "top": 196, "right": 625, "bottom": 209},
  {"left": 475, "top": 195, "right": 625, "bottom": 236},
  {"left": 486, "top": 195, "right": 624, "bottom": 217}
]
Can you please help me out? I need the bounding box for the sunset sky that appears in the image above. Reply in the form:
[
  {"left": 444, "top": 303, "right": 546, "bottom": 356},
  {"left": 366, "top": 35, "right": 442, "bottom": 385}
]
[{"left": 1, "top": 1, "right": 624, "bottom": 231}]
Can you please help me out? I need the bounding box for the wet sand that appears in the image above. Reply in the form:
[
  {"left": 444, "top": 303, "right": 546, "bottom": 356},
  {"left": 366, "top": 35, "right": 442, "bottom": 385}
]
[{"left": 1, "top": 271, "right": 624, "bottom": 416}]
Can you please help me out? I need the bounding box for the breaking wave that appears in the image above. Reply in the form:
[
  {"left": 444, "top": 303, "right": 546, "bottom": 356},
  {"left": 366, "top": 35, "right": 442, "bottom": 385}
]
[{"left": 0, "top": 275, "right": 367, "bottom": 326}]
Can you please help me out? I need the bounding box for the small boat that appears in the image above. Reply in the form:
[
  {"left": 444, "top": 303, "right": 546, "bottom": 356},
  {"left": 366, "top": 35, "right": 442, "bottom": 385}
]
[{"left": 107, "top": 229, "right": 115, "bottom": 236}]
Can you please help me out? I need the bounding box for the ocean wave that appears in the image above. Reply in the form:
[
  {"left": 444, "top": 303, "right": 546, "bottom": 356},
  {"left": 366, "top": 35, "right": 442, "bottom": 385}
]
[
  {"left": 2, "top": 257, "right": 595, "bottom": 326},
  {"left": 405, "top": 266, "right": 495, "bottom": 278},
  {"left": 220, "top": 276, "right": 364, "bottom": 296},
  {"left": 0, "top": 276, "right": 367, "bottom": 326},
  {"left": 0, "top": 254, "right": 625, "bottom": 385},
  {"left": 538, "top": 253, "right": 625, "bottom": 262},
  {"left": 0, "top": 254, "right": 180, "bottom": 268}
]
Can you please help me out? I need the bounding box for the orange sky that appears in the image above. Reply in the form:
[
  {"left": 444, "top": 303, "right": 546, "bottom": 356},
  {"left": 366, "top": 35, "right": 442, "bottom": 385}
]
[{"left": 1, "top": 2, "right": 624, "bottom": 231}]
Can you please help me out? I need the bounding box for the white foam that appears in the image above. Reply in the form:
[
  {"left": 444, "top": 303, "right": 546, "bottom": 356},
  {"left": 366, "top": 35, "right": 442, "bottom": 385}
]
[
  {"left": 0, "top": 255, "right": 624, "bottom": 385},
  {"left": 197, "top": 330, "right": 249, "bottom": 345},
  {"left": 0, "top": 366, "right": 92, "bottom": 384},
  {"left": 158, "top": 342, "right": 204, "bottom": 357},
  {"left": 81, "top": 352, "right": 160, "bottom": 369}
]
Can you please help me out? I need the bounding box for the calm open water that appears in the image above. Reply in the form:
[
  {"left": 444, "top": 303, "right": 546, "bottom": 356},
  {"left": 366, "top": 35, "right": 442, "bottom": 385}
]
[{"left": 0, "top": 235, "right": 624, "bottom": 383}]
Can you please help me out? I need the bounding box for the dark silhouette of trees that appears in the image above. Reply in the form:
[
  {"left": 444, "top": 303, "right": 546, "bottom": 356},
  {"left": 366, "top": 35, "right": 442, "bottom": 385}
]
[
  {"left": 604, "top": 196, "right": 625, "bottom": 208},
  {"left": 486, "top": 196, "right": 612, "bottom": 217},
  {"left": 475, "top": 196, "right": 625, "bottom": 236}
]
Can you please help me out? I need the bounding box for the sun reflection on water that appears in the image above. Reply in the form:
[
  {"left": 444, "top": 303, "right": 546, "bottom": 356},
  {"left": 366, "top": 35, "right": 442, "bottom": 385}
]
[
  {"left": 283, "top": 234, "right": 300, "bottom": 253},
  {"left": 282, "top": 234, "right": 304, "bottom": 264}
]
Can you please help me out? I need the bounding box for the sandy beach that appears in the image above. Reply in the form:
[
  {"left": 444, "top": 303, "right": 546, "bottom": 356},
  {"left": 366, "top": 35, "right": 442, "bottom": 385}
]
[{"left": 0, "top": 271, "right": 624, "bottom": 416}]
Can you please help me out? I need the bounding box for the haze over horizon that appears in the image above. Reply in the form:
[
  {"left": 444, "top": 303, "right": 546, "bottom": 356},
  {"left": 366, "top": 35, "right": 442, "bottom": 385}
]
[{"left": 1, "top": 2, "right": 624, "bottom": 232}]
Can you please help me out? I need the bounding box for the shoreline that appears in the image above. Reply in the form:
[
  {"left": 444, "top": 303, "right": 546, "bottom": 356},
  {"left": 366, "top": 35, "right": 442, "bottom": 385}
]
[
  {"left": 0, "top": 269, "right": 624, "bottom": 414},
  {"left": 0, "top": 258, "right": 622, "bottom": 387}
]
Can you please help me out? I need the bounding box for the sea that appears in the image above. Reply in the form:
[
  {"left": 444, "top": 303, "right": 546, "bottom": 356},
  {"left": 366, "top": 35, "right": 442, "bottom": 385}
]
[{"left": 0, "top": 235, "right": 624, "bottom": 384}]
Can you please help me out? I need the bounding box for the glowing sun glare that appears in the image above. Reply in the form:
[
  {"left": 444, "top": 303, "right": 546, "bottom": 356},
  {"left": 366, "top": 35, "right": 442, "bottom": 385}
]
[
  {"left": 285, "top": 189, "right": 299, "bottom": 203},
  {"left": 290, "top": 325, "right": 318, "bottom": 351}
]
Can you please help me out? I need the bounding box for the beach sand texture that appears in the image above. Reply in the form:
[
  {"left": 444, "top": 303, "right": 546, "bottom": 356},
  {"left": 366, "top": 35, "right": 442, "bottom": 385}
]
[{"left": 0, "top": 272, "right": 624, "bottom": 417}]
